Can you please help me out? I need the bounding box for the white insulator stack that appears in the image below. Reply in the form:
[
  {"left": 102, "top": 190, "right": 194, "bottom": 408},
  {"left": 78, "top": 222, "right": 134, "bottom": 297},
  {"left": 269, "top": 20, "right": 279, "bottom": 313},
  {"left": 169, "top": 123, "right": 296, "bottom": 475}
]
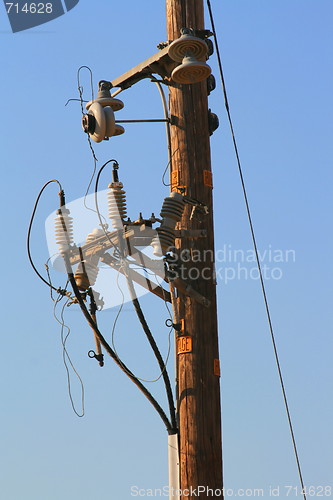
[
  {"left": 168, "top": 32, "right": 211, "bottom": 84},
  {"left": 151, "top": 192, "right": 185, "bottom": 256},
  {"left": 108, "top": 182, "right": 127, "bottom": 229},
  {"left": 82, "top": 81, "right": 125, "bottom": 142},
  {"left": 74, "top": 228, "right": 103, "bottom": 291},
  {"left": 54, "top": 208, "right": 74, "bottom": 255}
]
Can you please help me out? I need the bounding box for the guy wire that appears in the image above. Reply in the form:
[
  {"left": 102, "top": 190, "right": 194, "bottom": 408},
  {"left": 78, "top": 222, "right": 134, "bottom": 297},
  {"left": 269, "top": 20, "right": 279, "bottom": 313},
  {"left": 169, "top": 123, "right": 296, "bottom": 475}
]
[{"left": 206, "top": 1, "right": 307, "bottom": 497}]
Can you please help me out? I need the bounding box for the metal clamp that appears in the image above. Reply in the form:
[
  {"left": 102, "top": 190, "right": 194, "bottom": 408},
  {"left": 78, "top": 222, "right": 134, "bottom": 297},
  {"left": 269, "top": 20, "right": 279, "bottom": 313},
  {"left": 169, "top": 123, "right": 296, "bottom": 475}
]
[{"left": 88, "top": 350, "right": 104, "bottom": 367}]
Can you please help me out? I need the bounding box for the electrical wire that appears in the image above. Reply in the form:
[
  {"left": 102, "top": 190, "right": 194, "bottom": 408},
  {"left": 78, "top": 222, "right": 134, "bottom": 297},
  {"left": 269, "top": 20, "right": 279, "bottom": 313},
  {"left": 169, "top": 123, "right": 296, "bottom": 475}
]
[
  {"left": 45, "top": 254, "right": 60, "bottom": 301},
  {"left": 77, "top": 65, "right": 100, "bottom": 214},
  {"left": 45, "top": 255, "right": 73, "bottom": 303},
  {"left": 124, "top": 263, "right": 177, "bottom": 431},
  {"left": 96, "top": 163, "right": 175, "bottom": 388},
  {"left": 27, "top": 180, "right": 66, "bottom": 293},
  {"left": 94, "top": 159, "right": 121, "bottom": 253},
  {"left": 110, "top": 265, "right": 170, "bottom": 383},
  {"left": 206, "top": 1, "right": 307, "bottom": 497},
  {"left": 77, "top": 65, "right": 94, "bottom": 103},
  {"left": 150, "top": 77, "right": 179, "bottom": 187},
  {"left": 110, "top": 266, "right": 173, "bottom": 384},
  {"left": 152, "top": 79, "right": 173, "bottom": 174},
  {"left": 62, "top": 249, "right": 173, "bottom": 431},
  {"left": 54, "top": 296, "right": 85, "bottom": 417},
  {"left": 161, "top": 147, "right": 180, "bottom": 187}
]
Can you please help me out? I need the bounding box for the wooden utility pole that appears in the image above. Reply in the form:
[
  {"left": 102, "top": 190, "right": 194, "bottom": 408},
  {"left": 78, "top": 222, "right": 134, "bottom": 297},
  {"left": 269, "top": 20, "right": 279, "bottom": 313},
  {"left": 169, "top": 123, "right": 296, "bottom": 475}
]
[{"left": 166, "top": 0, "right": 223, "bottom": 497}]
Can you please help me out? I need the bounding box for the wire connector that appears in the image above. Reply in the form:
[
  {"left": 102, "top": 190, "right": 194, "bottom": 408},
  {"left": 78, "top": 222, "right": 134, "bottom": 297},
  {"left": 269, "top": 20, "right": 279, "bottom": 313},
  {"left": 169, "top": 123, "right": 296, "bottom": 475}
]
[{"left": 88, "top": 350, "right": 104, "bottom": 367}]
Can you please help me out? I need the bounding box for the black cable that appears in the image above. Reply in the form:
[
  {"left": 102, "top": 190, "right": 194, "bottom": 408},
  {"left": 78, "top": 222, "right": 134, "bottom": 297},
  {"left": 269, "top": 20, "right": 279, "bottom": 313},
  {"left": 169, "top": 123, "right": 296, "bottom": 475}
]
[
  {"left": 27, "top": 180, "right": 65, "bottom": 293},
  {"left": 61, "top": 251, "right": 173, "bottom": 431},
  {"left": 125, "top": 265, "right": 177, "bottom": 431},
  {"left": 95, "top": 161, "right": 176, "bottom": 424},
  {"left": 95, "top": 156, "right": 177, "bottom": 429},
  {"left": 206, "top": 1, "right": 307, "bottom": 497},
  {"left": 106, "top": 260, "right": 173, "bottom": 384}
]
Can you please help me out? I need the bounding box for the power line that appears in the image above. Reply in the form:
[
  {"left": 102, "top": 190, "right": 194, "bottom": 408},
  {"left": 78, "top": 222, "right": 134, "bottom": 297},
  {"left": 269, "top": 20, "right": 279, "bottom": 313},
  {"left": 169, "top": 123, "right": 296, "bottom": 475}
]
[
  {"left": 124, "top": 264, "right": 177, "bottom": 431},
  {"left": 110, "top": 266, "right": 172, "bottom": 384},
  {"left": 206, "top": 1, "right": 307, "bottom": 497},
  {"left": 62, "top": 248, "right": 174, "bottom": 431}
]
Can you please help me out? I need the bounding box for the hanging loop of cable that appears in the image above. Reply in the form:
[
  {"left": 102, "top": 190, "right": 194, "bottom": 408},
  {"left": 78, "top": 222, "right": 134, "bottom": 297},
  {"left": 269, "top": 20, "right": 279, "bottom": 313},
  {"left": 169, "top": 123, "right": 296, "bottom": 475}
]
[
  {"left": 206, "top": 1, "right": 307, "bottom": 498},
  {"left": 27, "top": 180, "right": 67, "bottom": 293},
  {"left": 70, "top": 271, "right": 173, "bottom": 431},
  {"left": 60, "top": 242, "right": 173, "bottom": 431}
]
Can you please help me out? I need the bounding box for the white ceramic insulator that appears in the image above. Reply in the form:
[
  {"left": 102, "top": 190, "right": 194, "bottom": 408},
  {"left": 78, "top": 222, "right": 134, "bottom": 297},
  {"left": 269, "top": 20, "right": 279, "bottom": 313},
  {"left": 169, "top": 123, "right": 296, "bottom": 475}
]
[
  {"left": 113, "top": 124, "right": 125, "bottom": 136},
  {"left": 88, "top": 102, "right": 106, "bottom": 143},
  {"left": 171, "top": 57, "right": 211, "bottom": 84},
  {"left": 86, "top": 97, "right": 124, "bottom": 112},
  {"left": 152, "top": 227, "right": 176, "bottom": 257},
  {"left": 74, "top": 261, "right": 99, "bottom": 290},
  {"left": 108, "top": 185, "right": 127, "bottom": 229},
  {"left": 168, "top": 34, "right": 208, "bottom": 62},
  {"left": 74, "top": 228, "right": 103, "bottom": 291},
  {"left": 86, "top": 227, "right": 104, "bottom": 243},
  {"left": 104, "top": 106, "right": 116, "bottom": 137},
  {"left": 55, "top": 209, "right": 74, "bottom": 255}
]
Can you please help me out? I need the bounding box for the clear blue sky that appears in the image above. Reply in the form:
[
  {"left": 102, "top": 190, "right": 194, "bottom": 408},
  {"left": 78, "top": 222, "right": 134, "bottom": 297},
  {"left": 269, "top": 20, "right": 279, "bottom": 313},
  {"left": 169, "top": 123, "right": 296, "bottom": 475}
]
[{"left": 1, "top": 1, "right": 332, "bottom": 499}]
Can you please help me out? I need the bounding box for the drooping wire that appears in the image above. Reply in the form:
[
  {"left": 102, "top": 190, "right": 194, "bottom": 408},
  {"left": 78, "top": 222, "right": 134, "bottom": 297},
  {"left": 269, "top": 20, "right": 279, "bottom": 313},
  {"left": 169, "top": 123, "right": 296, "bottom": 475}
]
[
  {"left": 95, "top": 162, "right": 175, "bottom": 388},
  {"left": 77, "top": 66, "right": 100, "bottom": 212},
  {"left": 45, "top": 255, "right": 72, "bottom": 303},
  {"left": 53, "top": 295, "right": 85, "bottom": 417},
  {"left": 150, "top": 77, "right": 178, "bottom": 187},
  {"left": 161, "top": 147, "right": 180, "bottom": 187},
  {"left": 109, "top": 264, "right": 166, "bottom": 384},
  {"left": 77, "top": 65, "right": 94, "bottom": 103},
  {"left": 124, "top": 262, "right": 177, "bottom": 431},
  {"left": 45, "top": 254, "right": 60, "bottom": 302},
  {"left": 110, "top": 268, "right": 126, "bottom": 358},
  {"left": 27, "top": 180, "right": 67, "bottom": 294},
  {"left": 110, "top": 267, "right": 173, "bottom": 384},
  {"left": 61, "top": 249, "right": 173, "bottom": 431},
  {"left": 152, "top": 79, "right": 173, "bottom": 174},
  {"left": 206, "top": 1, "right": 307, "bottom": 497}
]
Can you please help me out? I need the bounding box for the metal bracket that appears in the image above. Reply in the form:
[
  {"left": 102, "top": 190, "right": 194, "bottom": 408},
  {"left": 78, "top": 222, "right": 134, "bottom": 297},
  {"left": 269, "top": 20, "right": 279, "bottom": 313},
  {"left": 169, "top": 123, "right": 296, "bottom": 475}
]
[
  {"left": 115, "top": 118, "right": 170, "bottom": 124},
  {"left": 170, "top": 277, "right": 211, "bottom": 308},
  {"left": 174, "top": 229, "right": 207, "bottom": 238},
  {"left": 111, "top": 46, "right": 175, "bottom": 91},
  {"left": 101, "top": 253, "right": 171, "bottom": 303}
]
